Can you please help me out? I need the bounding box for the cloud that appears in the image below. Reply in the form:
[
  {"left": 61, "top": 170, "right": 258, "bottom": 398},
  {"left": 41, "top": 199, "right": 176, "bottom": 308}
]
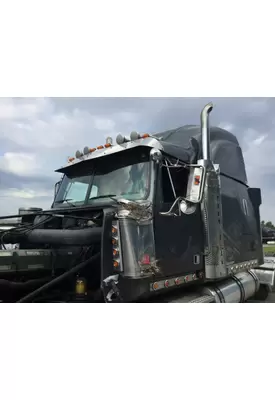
[
  {"left": 253, "top": 134, "right": 267, "bottom": 146},
  {"left": 4, "top": 188, "right": 52, "bottom": 199},
  {"left": 0, "top": 97, "right": 52, "bottom": 120},
  {"left": 0, "top": 152, "right": 40, "bottom": 176},
  {"left": 0, "top": 97, "right": 274, "bottom": 222}
]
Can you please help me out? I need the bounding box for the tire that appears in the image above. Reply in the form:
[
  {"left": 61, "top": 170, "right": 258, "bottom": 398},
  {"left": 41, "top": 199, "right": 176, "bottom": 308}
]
[{"left": 252, "top": 284, "right": 270, "bottom": 302}]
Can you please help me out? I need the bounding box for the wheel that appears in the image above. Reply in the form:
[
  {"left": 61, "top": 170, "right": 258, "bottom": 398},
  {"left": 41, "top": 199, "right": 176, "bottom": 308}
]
[{"left": 252, "top": 284, "right": 270, "bottom": 302}]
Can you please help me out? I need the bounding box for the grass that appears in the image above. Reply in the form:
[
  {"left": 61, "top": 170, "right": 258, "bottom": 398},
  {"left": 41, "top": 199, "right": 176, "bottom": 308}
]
[{"left": 263, "top": 245, "right": 275, "bottom": 256}]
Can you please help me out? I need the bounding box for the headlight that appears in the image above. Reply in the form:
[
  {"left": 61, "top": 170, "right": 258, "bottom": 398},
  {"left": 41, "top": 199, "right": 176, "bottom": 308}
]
[{"left": 118, "top": 218, "right": 157, "bottom": 278}]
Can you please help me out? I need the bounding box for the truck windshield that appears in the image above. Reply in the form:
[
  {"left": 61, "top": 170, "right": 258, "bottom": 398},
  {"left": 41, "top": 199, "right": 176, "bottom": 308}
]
[{"left": 54, "top": 160, "right": 151, "bottom": 207}]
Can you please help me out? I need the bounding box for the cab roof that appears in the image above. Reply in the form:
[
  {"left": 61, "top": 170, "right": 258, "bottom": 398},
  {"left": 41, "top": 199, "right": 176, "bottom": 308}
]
[{"left": 56, "top": 125, "right": 247, "bottom": 184}]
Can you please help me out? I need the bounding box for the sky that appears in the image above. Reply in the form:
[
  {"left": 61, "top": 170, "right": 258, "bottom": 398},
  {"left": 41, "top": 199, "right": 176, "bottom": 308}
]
[{"left": 0, "top": 97, "right": 274, "bottom": 221}]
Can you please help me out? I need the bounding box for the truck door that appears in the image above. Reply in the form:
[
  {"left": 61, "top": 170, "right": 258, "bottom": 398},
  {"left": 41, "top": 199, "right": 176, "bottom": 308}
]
[{"left": 153, "top": 164, "right": 204, "bottom": 277}]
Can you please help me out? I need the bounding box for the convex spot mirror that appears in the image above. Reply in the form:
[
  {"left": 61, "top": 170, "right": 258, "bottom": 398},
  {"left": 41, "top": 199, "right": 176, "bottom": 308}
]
[
  {"left": 160, "top": 198, "right": 197, "bottom": 217},
  {"left": 179, "top": 200, "right": 197, "bottom": 215}
]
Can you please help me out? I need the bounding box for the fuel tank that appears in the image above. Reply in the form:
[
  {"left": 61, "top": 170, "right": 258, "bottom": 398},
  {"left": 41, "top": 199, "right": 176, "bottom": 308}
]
[{"left": 194, "top": 270, "right": 260, "bottom": 303}]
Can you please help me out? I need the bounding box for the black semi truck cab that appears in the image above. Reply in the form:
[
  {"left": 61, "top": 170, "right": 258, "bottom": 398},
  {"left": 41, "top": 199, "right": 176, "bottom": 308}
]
[{"left": 0, "top": 103, "right": 273, "bottom": 303}]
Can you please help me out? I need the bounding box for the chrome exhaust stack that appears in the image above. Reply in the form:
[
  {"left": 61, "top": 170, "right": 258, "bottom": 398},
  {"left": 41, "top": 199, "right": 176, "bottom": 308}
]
[
  {"left": 200, "top": 102, "right": 213, "bottom": 164},
  {"left": 198, "top": 102, "right": 228, "bottom": 280}
]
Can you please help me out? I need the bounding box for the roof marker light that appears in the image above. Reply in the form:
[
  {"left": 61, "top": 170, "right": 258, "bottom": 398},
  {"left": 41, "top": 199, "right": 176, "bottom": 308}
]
[
  {"left": 97, "top": 145, "right": 104, "bottom": 150},
  {"left": 130, "top": 131, "right": 140, "bottom": 141},
  {"left": 83, "top": 146, "right": 90, "bottom": 155},
  {"left": 75, "top": 150, "right": 83, "bottom": 159},
  {"left": 106, "top": 136, "right": 113, "bottom": 145},
  {"left": 116, "top": 134, "right": 132, "bottom": 145},
  {"left": 68, "top": 157, "right": 75, "bottom": 162},
  {"left": 116, "top": 134, "right": 126, "bottom": 145},
  {"left": 141, "top": 133, "right": 150, "bottom": 139},
  {"left": 105, "top": 143, "right": 112, "bottom": 148}
]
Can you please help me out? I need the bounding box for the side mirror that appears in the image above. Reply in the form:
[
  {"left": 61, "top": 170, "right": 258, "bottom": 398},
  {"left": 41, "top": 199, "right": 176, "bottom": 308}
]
[
  {"left": 54, "top": 180, "right": 61, "bottom": 198},
  {"left": 185, "top": 164, "right": 206, "bottom": 203},
  {"left": 159, "top": 164, "right": 206, "bottom": 217}
]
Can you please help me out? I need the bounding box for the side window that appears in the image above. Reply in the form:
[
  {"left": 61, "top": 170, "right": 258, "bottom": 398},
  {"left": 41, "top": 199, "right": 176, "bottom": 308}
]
[
  {"left": 90, "top": 185, "right": 99, "bottom": 198},
  {"left": 161, "top": 166, "right": 189, "bottom": 203}
]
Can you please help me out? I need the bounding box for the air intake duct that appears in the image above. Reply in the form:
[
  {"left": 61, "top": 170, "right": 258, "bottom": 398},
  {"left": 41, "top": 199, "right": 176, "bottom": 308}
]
[
  {"left": 19, "top": 207, "right": 43, "bottom": 224},
  {"left": 2, "top": 227, "right": 102, "bottom": 246}
]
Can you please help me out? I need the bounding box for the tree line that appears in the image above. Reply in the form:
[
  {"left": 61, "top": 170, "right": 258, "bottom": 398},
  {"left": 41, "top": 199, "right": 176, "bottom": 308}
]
[{"left": 261, "top": 221, "right": 275, "bottom": 230}]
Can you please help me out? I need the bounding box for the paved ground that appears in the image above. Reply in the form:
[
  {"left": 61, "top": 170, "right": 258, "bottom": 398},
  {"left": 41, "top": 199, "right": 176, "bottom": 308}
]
[
  {"left": 265, "top": 292, "right": 275, "bottom": 302},
  {"left": 247, "top": 287, "right": 275, "bottom": 303},
  {"left": 250, "top": 291, "right": 275, "bottom": 303}
]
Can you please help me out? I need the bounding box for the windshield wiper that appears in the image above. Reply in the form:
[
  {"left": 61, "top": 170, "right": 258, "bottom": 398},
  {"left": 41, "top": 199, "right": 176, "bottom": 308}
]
[
  {"left": 89, "top": 194, "right": 118, "bottom": 202},
  {"left": 55, "top": 199, "right": 77, "bottom": 207}
]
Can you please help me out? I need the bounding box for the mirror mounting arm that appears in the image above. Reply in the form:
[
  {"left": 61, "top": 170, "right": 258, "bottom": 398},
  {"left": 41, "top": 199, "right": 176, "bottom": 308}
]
[{"left": 160, "top": 197, "right": 184, "bottom": 217}]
